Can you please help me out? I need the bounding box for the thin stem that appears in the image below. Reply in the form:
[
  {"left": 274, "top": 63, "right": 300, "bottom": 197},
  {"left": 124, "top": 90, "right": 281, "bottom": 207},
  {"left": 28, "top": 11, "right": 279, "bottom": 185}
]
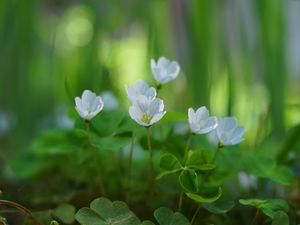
[
  {"left": 0, "top": 200, "right": 44, "bottom": 225},
  {"left": 178, "top": 132, "right": 193, "bottom": 212},
  {"left": 183, "top": 132, "right": 193, "bottom": 163},
  {"left": 147, "top": 127, "right": 154, "bottom": 178},
  {"left": 191, "top": 205, "right": 201, "bottom": 225},
  {"left": 85, "top": 120, "right": 91, "bottom": 142},
  {"left": 177, "top": 191, "right": 184, "bottom": 212},
  {"left": 204, "top": 145, "right": 222, "bottom": 181},
  {"left": 126, "top": 128, "right": 136, "bottom": 204},
  {"left": 85, "top": 121, "right": 105, "bottom": 195},
  {"left": 212, "top": 145, "right": 222, "bottom": 163}
]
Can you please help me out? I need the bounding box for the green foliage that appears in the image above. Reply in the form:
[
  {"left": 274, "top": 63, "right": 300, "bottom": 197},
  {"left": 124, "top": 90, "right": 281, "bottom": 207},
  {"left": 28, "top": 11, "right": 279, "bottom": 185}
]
[
  {"left": 179, "top": 169, "right": 198, "bottom": 193},
  {"left": 202, "top": 200, "right": 235, "bottom": 214},
  {"left": 271, "top": 211, "right": 289, "bottom": 225},
  {"left": 185, "top": 150, "right": 216, "bottom": 171},
  {"left": 91, "top": 136, "right": 131, "bottom": 151},
  {"left": 52, "top": 204, "right": 76, "bottom": 224},
  {"left": 153, "top": 207, "right": 190, "bottom": 225},
  {"left": 75, "top": 198, "right": 141, "bottom": 225},
  {"left": 244, "top": 154, "right": 294, "bottom": 185},
  {"left": 186, "top": 187, "right": 222, "bottom": 203},
  {"left": 75, "top": 198, "right": 190, "bottom": 225},
  {"left": 157, "top": 153, "right": 182, "bottom": 179},
  {"left": 239, "top": 198, "right": 289, "bottom": 219}
]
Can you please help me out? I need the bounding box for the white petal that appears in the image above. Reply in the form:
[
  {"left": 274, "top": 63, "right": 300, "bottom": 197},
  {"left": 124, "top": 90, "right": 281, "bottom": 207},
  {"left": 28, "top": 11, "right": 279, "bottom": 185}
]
[
  {"left": 149, "top": 98, "right": 164, "bottom": 115},
  {"left": 188, "top": 108, "right": 199, "bottom": 132},
  {"left": 150, "top": 111, "right": 166, "bottom": 125},
  {"left": 232, "top": 126, "right": 246, "bottom": 139},
  {"left": 207, "top": 130, "right": 219, "bottom": 145},
  {"left": 129, "top": 105, "right": 149, "bottom": 126},
  {"left": 75, "top": 97, "right": 82, "bottom": 111},
  {"left": 150, "top": 59, "right": 157, "bottom": 70},
  {"left": 82, "top": 90, "right": 96, "bottom": 107},
  {"left": 223, "top": 117, "right": 237, "bottom": 131},
  {"left": 136, "top": 95, "right": 151, "bottom": 113},
  {"left": 167, "top": 61, "right": 180, "bottom": 79},
  {"left": 196, "top": 117, "right": 217, "bottom": 134},
  {"left": 195, "top": 107, "right": 209, "bottom": 120},
  {"left": 157, "top": 56, "right": 170, "bottom": 68}
]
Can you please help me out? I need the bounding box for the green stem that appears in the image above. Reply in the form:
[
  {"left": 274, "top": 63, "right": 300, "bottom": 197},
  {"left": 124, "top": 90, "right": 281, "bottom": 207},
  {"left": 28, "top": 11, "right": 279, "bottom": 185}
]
[
  {"left": 212, "top": 145, "right": 222, "bottom": 163},
  {"left": 126, "top": 128, "right": 135, "bottom": 204},
  {"left": 177, "top": 191, "right": 184, "bottom": 212},
  {"left": 85, "top": 120, "right": 91, "bottom": 142},
  {"left": 183, "top": 132, "right": 193, "bottom": 163},
  {"left": 191, "top": 204, "right": 201, "bottom": 225},
  {"left": 178, "top": 132, "right": 193, "bottom": 212},
  {"left": 147, "top": 127, "right": 154, "bottom": 178},
  {"left": 0, "top": 200, "right": 44, "bottom": 225},
  {"left": 85, "top": 121, "right": 105, "bottom": 196},
  {"left": 204, "top": 145, "right": 222, "bottom": 181}
]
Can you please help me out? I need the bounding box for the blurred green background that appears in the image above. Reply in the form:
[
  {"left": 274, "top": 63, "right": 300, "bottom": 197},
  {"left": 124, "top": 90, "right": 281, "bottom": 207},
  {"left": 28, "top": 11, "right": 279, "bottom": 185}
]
[{"left": 0, "top": 0, "right": 299, "bottom": 158}]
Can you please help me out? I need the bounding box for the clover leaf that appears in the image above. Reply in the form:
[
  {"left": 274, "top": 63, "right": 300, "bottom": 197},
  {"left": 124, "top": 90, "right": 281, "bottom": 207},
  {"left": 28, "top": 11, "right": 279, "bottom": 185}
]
[
  {"left": 179, "top": 169, "right": 198, "bottom": 193},
  {"left": 186, "top": 150, "right": 216, "bottom": 171},
  {"left": 157, "top": 153, "right": 182, "bottom": 179},
  {"left": 75, "top": 197, "right": 141, "bottom": 225},
  {"left": 154, "top": 207, "right": 190, "bottom": 225},
  {"left": 52, "top": 203, "right": 76, "bottom": 224},
  {"left": 239, "top": 198, "right": 289, "bottom": 219},
  {"left": 186, "top": 187, "right": 222, "bottom": 203}
]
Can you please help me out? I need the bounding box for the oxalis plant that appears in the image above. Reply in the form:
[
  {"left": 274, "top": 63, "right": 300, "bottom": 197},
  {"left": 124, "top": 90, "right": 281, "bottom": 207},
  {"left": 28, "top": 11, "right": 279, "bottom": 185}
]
[{"left": 1, "top": 57, "right": 293, "bottom": 225}]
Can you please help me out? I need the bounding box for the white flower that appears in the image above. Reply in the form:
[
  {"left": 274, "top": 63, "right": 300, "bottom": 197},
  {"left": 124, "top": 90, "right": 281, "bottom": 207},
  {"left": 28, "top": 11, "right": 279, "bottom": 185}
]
[
  {"left": 151, "top": 56, "right": 180, "bottom": 84},
  {"left": 129, "top": 96, "right": 166, "bottom": 127},
  {"left": 75, "top": 90, "right": 104, "bottom": 120},
  {"left": 188, "top": 107, "right": 217, "bottom": 134},
  {"left": 215, "top": 117, "right": 246, "bottom": 146},
  {"left": 125, "top": 80, "right": 156, "bottom": 104}
]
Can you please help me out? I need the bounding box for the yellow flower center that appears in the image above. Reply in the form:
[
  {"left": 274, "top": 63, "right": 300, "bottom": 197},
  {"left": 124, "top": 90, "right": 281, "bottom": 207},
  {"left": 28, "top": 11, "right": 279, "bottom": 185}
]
[{"left": 141, "top": 114, "right": 153, "bottom": 124}]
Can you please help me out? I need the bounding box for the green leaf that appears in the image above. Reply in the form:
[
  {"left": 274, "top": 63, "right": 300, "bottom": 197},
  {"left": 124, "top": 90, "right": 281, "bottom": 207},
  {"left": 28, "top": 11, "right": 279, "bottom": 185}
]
[
  {"left": 267, "top": 166, "right": 293, "bottom": 185},
  {"left": 91, "top": 135, "right": 131, "bottom": 151},
  {"left": 244, "top": 154, "right": 293, "bottom": 185},
  {"left": 157, "top": 153, "right": 182, "bottom": 179},
  {"left": 179, "top": 169, "right": 198, "bottom": 193},
  {"left": 52, "top": 203, "right": 76, "bottom": 224},
  {"left": 239, "top": 198, "right": 289, "bottom": 219},
  {"left": 154, "top": 207, "right": 190, "bottom": 225},
  {"left": 75, "top": 197, "right": 141, "bottom": 225},
  {"left": 91, "top": 111, "right": 125, "bottom": 136},
  {"left": 202, "top": 200, "right": 234, "bottom": 214},
  {"left": 272, "top": 211, "right": 289, "bottom": 225},
  {"left": 75, "top": 207, "right": 105, "bottom": 225},
  {"left": 186, "top": 187, "right": 222, "bottom": 203},
  {"left": 186, "top": 150, "right": 216, "bottom": 171}
]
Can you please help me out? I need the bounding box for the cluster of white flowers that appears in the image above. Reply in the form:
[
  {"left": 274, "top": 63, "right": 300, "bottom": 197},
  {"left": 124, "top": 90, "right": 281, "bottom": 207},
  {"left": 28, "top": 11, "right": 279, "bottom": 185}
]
[
  {"left": 125, "top": 56, "right": 180, "bottom": 127},
  {"left": 188, "top": 107, "right": 246, "bottom": 146},
  {"left": 126, "top": 80, "right": 166, "bottom": 127},
  {"left": 74, "top": 56, "right": 245, "bottom": 146}
]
